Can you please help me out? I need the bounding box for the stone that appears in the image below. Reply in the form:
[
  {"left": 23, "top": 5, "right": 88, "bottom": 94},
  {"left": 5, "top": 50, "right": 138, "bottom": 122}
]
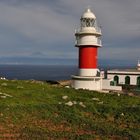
[
  {"left": 62, "top": 96, "right": 68, "bottom": 100},
  {"left": 65, "top": 101, "right": 73, "bottom": 106}
]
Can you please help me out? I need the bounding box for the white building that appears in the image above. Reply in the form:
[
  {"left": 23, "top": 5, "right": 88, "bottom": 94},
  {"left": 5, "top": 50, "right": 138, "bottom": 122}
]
[{"left": 107, "top": 61, "right": 140, "bottom": 86}]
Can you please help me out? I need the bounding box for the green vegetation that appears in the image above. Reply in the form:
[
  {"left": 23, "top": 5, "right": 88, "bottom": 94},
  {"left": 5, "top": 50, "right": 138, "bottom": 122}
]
[{"left": 0, "top": 80, "right": 140, "bottom": 140}]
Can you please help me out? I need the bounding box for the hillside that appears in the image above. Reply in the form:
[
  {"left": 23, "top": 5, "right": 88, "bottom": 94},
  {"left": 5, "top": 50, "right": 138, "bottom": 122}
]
[{"left": 0, "top": 80, "right": 140, "bottom": 140}]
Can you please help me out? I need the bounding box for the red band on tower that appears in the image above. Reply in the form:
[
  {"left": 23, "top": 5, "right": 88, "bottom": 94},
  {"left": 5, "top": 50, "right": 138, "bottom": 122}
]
[{"left": 79, "top": 46, "right": 97, "bottom": 68}]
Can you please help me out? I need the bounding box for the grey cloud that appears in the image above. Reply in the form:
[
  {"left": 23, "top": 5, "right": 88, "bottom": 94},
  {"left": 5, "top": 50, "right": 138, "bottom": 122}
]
[{"left": 0, "top": 0, "right": 139, "bottom": 62}]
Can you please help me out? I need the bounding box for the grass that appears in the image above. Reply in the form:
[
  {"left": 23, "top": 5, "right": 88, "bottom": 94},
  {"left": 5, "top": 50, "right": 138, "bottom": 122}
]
[{"left": 0, "top": 79, "right": 140, "bottom": 140}]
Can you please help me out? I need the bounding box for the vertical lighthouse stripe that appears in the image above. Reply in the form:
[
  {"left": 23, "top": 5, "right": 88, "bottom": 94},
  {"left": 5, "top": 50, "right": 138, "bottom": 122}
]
[{"left": 79, "top": 46, "right": 97, "bottom": 68}]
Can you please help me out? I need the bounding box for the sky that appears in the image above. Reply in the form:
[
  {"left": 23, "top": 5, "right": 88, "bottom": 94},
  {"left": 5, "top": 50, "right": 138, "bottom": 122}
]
[{"left": 0, "top": 0, "right": 140, "bottom": 65}]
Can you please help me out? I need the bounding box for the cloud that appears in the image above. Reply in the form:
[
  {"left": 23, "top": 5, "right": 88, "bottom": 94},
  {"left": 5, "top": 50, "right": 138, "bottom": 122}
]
[
  {"left": 0, "top": 1, "right": 77, "bottom": 58},
  {"left": 0, "top": 3, "right": 74, "bottom": 41},
  {"left": 0, "top": 0, "right": 139, "bottom": 63}
]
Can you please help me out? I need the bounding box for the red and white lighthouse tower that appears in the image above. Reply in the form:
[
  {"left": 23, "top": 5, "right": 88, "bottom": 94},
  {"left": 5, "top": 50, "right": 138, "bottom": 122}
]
[{"left": 71, "top": 8, "right": 103, "bottom": 90}]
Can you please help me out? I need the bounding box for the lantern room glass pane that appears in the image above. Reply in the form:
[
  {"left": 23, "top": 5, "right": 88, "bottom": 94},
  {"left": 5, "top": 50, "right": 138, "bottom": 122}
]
[{"left": 81, "top": 18, "right": 95, "bottom": 27}]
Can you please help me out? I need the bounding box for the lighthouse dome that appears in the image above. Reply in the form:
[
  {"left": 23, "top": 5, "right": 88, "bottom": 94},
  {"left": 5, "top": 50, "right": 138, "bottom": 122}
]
[{"left": 81, "top": 8, "right": 96, "bottom": 19}]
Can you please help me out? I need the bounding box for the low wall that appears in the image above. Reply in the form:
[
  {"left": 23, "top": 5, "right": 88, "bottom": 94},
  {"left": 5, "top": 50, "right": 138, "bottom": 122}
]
[{"left": 102, "top": 79, "right": 122, "bottom": 91}]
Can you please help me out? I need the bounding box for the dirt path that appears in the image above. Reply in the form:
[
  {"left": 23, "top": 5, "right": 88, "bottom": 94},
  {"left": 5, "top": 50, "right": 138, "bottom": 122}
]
[{"left": 0, "top": 125, "right": 19, "bottom": 140}]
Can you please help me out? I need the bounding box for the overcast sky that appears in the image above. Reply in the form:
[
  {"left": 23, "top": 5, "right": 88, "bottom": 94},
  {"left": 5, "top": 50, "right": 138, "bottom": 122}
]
[{"left": 0, "top": 0, "right": 140, "bottom": 64}]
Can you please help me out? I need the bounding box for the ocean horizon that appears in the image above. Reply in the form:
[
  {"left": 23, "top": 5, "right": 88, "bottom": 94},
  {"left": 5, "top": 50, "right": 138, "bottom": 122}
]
[{"left": 0, "top": 64, "right": 135, "bottom": 81}]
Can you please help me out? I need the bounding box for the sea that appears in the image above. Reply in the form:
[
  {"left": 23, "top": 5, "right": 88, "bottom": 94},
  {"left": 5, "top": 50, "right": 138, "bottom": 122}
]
[
  {"left": 0, "top": 65, "right": 134, "bottom": 81},
  {"left": 0, "top": 65, "right": 77, "bottom": 81}
]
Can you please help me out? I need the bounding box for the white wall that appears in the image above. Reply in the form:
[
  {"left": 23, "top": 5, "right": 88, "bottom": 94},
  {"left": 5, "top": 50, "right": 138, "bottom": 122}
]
[
  {"left": 102, "top": 79, "right": 122, "bottom": 91},
  {"left": 71, "top": 79, "right": 102, "bottom": 91},
  {"left": 71, "top": 77, "right": 122, "bottom": 91},
  {"left": 77, "top": 35, "right": 98, "bottom": 46},
  {"left": 107, "top": 74, "right": 138, "bottom": 85},
  {"left": 79, "top": 69, "right": 99, "bottom": 76}
]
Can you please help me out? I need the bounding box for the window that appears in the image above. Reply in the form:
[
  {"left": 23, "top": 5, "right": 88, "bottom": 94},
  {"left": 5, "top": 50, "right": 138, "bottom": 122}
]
[
  {"left": 125, "top": 76, "right": 130, "bottom": 85},
  {"left": 81, "top": 18, "right": 95, "bottom": 27},
  {"left": 81, "top": 18, "right": 86, "bottom": 27},
  {"left": 114, "top": 76, "right": 119, "bottom": 85},
  {"left": 90, "top": 19, "right": 95, "bottom": 27},
  {"left": 137, "top": 76, "right": 140, "bottom": 87}
]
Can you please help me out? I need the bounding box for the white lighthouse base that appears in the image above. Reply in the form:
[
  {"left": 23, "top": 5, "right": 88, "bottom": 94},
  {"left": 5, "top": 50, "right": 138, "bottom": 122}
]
[{"left": 71, "top": 75, "right": 102, "bottom": 91}]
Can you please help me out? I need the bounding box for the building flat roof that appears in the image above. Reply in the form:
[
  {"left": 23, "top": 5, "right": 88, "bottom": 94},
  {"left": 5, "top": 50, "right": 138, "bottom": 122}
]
[{"left": 107, "top": 69, "right": 140, "bottom": 75}]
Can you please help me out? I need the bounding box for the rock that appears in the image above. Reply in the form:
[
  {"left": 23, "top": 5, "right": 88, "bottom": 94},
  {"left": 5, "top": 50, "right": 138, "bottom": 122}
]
[
  {"left": 128, "top": 93, "right": 134, "bottom": 96},
  {"left": 65, "top": 101, "right": 73, "bottom": 106},
  {"left": 117, "top": 93, "right": 120, "bottom": 96},
  {"left": 1, "top": 83, "right": 7, "bottom": 86},
  {"left": 73, "top": 101, "right": 77, "bottom": 105},
  {"left": 121, "top": 113, "right": 124, "bottom": 116},
  {"left": 79, "top": 102, "right": 86, "bottom": 108},
  {"left": 1, "top": 96, "right": 6, "bottom": 99},
  {"left": 2, "top": 93, "right": 13, "bottom": 98},
  {"left": 98, "top": 101, "right": 104, "bottom": 105},
  {"left": 62, "top": 96, "right": 68, "bottom": 100},
  {"left": 0, "top": 113, "right": 3, "bottom": 117},
  {"left": 46, "top": 80, "right": 60, "bottom": 85},
  {"left": 59, "top": 80, "right": 71, "bottom": 86},
  {"left": 17, "top": 86, "right": 24, "bottom": 89},
  {"left": 92, "top": 98, "right": 100, "bottom": 101}
]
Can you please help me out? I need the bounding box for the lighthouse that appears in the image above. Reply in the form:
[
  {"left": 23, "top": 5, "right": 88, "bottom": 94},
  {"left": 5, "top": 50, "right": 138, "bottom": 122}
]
[{"left": 71, "top": 8, "right": 103, "bottom": 91}]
